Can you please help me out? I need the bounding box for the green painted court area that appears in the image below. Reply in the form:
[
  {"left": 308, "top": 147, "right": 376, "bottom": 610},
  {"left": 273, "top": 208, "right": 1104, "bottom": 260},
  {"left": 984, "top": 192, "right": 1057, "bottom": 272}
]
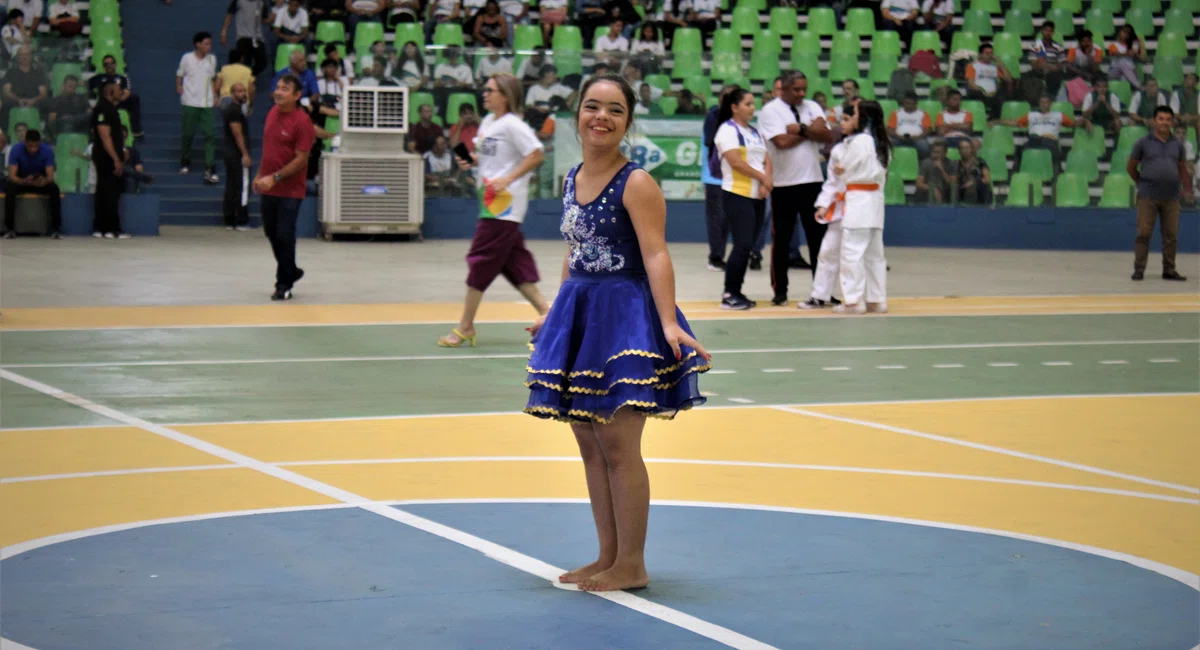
[{"left": 1, "top": 313, "right": 1197, "bottom": 428}]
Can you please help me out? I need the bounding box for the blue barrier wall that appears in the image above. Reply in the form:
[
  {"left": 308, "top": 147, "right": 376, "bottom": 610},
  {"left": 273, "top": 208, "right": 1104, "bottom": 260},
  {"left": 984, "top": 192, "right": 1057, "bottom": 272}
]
[{"left": 67, "top": 197, "right": 1199, "bottom": 253}]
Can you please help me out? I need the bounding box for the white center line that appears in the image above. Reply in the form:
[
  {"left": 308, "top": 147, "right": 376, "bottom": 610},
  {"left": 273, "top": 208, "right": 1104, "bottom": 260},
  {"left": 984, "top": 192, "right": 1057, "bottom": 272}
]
[
  {"left": 1042, "top": 361, "right": 1074, "bottom": 366},
  {"left": 822, "top": 366, "right": 851, "bottom": 371},
  {"left": 727, "top": 397, "right": 756, "bottom": 404},
  {"left": 761, "top": 368, "right": 794, "bottom": 373},
  {"left": 699, "top": 391, "right": 720, "bottom": 397},
  {"left": 876, "top": 365, "right": 907, "bottom": 370},
  {"left": 987, "top": 362, "right": 1019, "bottom": 367},
  {"left": 1149, "top": 358, "right": 1181, "bottom": 364},
  {"left": 1099, "top": 360, "right": 1129, "bottom": 365},
  {"left": 0, "top": 369, "right": 778, "bottom": 650},
  {"left": 933, "top": 363, "right": 965, "bottom": 369},
  {"left": 708, "top": 369, "right": 737, "bottom": 375}
]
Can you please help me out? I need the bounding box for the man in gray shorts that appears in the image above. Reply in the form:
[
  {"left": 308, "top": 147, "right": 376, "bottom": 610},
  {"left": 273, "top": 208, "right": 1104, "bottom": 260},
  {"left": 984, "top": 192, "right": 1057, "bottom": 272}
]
[{"left": 1126, "top": 105, "right": 1189, "bottom": 282}]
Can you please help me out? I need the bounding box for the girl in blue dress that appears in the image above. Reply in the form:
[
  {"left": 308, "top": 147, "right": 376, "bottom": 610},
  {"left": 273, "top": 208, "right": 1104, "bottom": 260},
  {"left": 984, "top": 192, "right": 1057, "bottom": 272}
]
[{"left": 524, "top": 75, "right": 712, "bottom": 593}]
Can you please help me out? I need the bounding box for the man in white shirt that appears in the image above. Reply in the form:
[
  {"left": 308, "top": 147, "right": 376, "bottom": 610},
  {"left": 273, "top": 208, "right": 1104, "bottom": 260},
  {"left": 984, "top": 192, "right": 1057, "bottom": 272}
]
[
  {"left": 7, "top": 0, "right": 41, "bottom": 32},
  {"left": 176, "top": 31, "right": 221, "bottom": 183},
  {"left": 756, "top": 70, "right": 833, "bottom": 305},
  {"left": 593, "top": 19, "right": 628, "bottom": 54},
  {"left": 273, "top": 0, "right": 310, "bottom": 45}
]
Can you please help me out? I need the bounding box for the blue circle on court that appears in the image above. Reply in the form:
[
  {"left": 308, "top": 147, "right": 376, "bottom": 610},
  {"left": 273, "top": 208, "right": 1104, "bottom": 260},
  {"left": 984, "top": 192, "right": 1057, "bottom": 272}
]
[{"left": 2, "top": 503, "right": 1196, "bottom": 650}]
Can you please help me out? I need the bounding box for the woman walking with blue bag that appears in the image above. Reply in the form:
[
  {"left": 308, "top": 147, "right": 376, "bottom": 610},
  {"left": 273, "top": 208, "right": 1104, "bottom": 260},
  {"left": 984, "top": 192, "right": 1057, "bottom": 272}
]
[{"left": 713, "top": 87, "right": 772, "bottom": 310}]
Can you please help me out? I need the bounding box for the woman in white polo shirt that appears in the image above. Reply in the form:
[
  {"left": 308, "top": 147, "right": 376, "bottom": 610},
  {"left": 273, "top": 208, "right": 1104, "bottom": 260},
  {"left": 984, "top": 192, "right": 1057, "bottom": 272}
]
[{"left": 713, "top": 87, "right": 772, "bottom": 310}]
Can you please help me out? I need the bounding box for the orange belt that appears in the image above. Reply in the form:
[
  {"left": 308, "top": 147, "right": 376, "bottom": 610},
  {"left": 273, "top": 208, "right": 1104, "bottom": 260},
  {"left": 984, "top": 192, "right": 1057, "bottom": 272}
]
[{"left": 822, "top": 183, "right": 880, "bottom": 224}]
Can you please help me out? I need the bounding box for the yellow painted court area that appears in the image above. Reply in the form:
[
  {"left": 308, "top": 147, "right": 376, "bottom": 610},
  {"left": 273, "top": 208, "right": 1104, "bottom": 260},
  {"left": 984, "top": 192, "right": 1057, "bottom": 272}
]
[
  {"left": 2, "top": 293, "right": 1197, "bottom": 329},
  {"left": 3, "top": 398, "right": 1197, "bottom": 577}
]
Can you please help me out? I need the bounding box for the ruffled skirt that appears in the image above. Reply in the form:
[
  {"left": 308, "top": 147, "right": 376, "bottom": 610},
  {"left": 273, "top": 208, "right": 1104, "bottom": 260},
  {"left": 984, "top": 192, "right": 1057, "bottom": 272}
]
[{"left": 524, "top": 272, "right": 710, "bottom": 424}]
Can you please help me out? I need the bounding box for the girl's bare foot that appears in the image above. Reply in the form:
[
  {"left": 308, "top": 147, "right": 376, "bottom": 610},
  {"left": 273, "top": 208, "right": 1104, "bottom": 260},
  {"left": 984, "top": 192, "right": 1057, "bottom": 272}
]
[
  {"left": 558, "top": 559, "right": 613, "bottom": 584},
  {"left": 577, "top": 563, "right": 649, "bottom": 592}
]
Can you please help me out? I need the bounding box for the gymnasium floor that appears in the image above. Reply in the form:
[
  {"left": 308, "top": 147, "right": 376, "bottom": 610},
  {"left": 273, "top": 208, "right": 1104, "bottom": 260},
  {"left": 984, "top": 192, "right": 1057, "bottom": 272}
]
[{"left": 1, "top": 288, "right": 1197, "bottom": 650}]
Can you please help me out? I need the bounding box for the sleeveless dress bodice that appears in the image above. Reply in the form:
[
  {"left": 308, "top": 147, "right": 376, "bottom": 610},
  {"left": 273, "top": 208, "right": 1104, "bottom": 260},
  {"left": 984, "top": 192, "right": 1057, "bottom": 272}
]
[{"left": 561, "top": 161, "right": 646, "bottom": 276}]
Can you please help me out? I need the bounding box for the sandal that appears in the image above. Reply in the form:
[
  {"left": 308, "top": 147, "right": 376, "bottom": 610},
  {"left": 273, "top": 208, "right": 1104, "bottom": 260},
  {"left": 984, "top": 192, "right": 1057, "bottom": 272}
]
[{"left": 437, "top": 328, "right": 477, "bottom": 348}]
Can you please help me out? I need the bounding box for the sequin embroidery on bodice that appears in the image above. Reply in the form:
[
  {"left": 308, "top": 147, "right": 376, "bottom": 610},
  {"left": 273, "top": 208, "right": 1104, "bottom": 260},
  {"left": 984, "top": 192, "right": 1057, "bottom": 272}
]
[{"left": 560, "top": 162, "right": 645, "bottom": 275}]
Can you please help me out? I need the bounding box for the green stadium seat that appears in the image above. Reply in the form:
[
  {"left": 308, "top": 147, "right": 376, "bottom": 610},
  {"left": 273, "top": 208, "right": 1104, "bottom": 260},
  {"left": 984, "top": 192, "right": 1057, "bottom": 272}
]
[
  {"left": 946, "top": 146, "right": 962, "bottom": 161},
  {"left": 807, "top": 78, "right": 833, "bottom": 104},
  {"left": 1000, "top": 100, "right": 1029, "bottom": 122},
  {"left": 950, "top": 31, "right": 981, "bottom": 55},
  {"left": 830, "top": 31, "right": 861, "bottom": 56},
  {"left": 1064, "top": 148, "right": 1099, "bottom": 182},
  {"left": 869, "top": 51, "right": 898, "bottom": 82},
  {"left": 731, "top": 6, "right": 760, "bottom": 35},
  {"left": 552, "top": 25, "right": 582, "bottom": 50},
  {"left": 1010, "top": 0, "right": 1042, "bottom": 11},
  {"left": 356, "top": 21, "right": 388, "bottom": 52},
  {"left": 828, "top": 54, "right": 859, "bottom": 82},
  {"left": 118, "top": 109, "right": 133, "bottom": 146},
  {"left": 409, "top": 91, "right": 435, "bottom": 120},
  {"left": 671, "top": 53, "right": 703, "bottom": 78},
  {"left": 970, "top": 0, "right": 1002, "bottom": 13},
  {"left": 315, "top": 20, "right": 345, "bottom": 44},
  {"left": 1083, "top": 8, "right": 1115, "bottom": 38},
  {"left": 752, "top": 30, "right": 782, "bottom": 53},
  {"left": 710, "top": 50, "right": 743, "bottom": 81},
  {"left": 856, "top": 77, "right": 876, "bottom": 100},
  {"left": 671, "top": 27, "right": 702, "bottom": 52},
  {"left": 644, "top": 74, "right": 671, "bottom": 92},
  {"left": 275, "top": 43, "right": 305, "bottom": 70},
  {"left": 1108, "top": 80, "right": 1132, "bottom": 108},
  {"left": 445, "top": 93, "right": 477, "bottom": 124},
  {"left": 992, "top": 32, "right": 1024, "bottom": 60},
  {"left": 1163, "top": 8, "right": 1195, "bottom": 36},
  {"left": 1155, "top": 31, "right": 1189, "bottom": 59},
  {"left": 1050, "top": 100, "right": 1075, "bottom": 125},
  {"left": 768, "top": 7, "right": 799, "bottom": 36},
  {"left": 1054, "top": 173, "right": 1090, "bottom": 207},
  {"left": 878, "top": 99, "right": 899, "bottom": 120},
  {"left": 1050, "top": 0, "right": 1081, "bottom": 11},
  {"left": 711, "top": 28, "right": 741, "bottom": 54},
  {"left": 871, "top": 30, "right": 902, "bottom": 55},
  {"left": 394, "top": 22, "right": 425, "bottom": 48},
  {"left": 1019, "top": 148, "right": 1055, "bottom": 182},
  {"left": 885, "top": 174, "right": 907, "bottom": 205},
  {"left": 910, "top": 31, "right": 943, "bottom": 54},
  {"left": 792, "top": 30, "right": 822, "bottom": 55},
  {"left": 1128, "top": 0, "right": 1161, "bottom": 10},
  {"left": 791, "top": 51, "right": 820, "bottom": 79},
  {"left": 845, "top": 8, "right": 876, "bottom": 35},
  {"left": 1170, "top": 0, "right": 1199, "bottom": 11},
  {"left": 512, "top": 24, "right": 542, "bottom": 50},
  {"left": 997, "top": 53, "right": 1022, "bottom": 79},
  {"left": 1123, "top": 8, "right": 1155, "bottom": 39},
  {"left": 8, "top": 107, "right": 41, "bottom": 134},
  {"left": 323, "top": 116, "right": 340, "bottom": 151},
  {"left": 1098, "top": 173, "right": 1135, "bottom": 208},
  {"left": 747, "top": 50, "right": 781, "bottom": 82},
  {"left": 683, "top": 77, "right": 711, "bottom": 97},
  {"left": 982, "top": 125, "right": 1016, "bottom": 155},
  {"left": 1154, "top": 57, "right": 1185, "bottom": 89},
  {"left": 980, "top": 148, "right": 1009, "bottom": 181},
  {"left": 658, "top": 96, "right": 678, "bottom": 116},
  {"left": 892, "top": 147, "right": 920, "bottom": 181},
  {"left": 961, "top": 100, "right": 987, "bottom": 131},
  {"left": 962, "top": 10, "right": 994, "bottom": 36},
  {"left": 1070, "top": 127, "right": 1106, "bottom": 156},
  {"left": 1110, "top": 146, "right": 1134, "bottom": 177},
  {"left": 1118, "top": 125, "right": 1148, "bottom": 152},
  {"left": 919, "top": 99, "right": 943, "bottom": 118},
  {"left": 554, "top": 50, "right": 582, "bottom": 76},
  {"left": 1006, "top": 173, "right": 1043, "bottom": 206},
  {"left": 1042, "top": 8, "right": 1075, "bottom": 41},
  {"left": 737, "top": 0, "right": 766, "bottom": 9},
  {"left": 1002, "top": 8, "right": 1035, "bottom": 36},
  {"left": 806, "top": 7, "right": 837, "bottom": 35}
]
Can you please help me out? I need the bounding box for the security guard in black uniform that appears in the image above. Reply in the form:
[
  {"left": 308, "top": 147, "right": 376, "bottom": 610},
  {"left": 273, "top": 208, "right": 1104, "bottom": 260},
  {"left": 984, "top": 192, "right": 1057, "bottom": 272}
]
[{"left": 90, "top": 80, "right": 126, "bottom": 238}]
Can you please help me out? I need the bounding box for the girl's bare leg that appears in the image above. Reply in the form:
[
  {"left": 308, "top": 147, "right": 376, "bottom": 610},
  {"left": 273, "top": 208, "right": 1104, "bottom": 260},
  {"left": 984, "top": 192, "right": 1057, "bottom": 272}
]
[
  {"left": 516, "top": 282, "right": 550, "bottom": 316},
  {"left": 439, "top": 287, "right": 484, "bottom": 344},
  {"left": 578, "top": 408, "right": 651, "bottom": 592},
  {"left": 559, "top": 422, "right": 619, "bottom": 584}
]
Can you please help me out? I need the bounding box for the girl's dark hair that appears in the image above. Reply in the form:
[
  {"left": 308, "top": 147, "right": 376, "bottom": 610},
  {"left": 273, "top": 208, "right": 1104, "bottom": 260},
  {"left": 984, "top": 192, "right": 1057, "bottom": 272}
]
[
  {"left": 639, "top": 23, "right": 659, "bottom": 40},
  {"left": 399, "top": 40, "right": 424, "bottom": 74},
  {"left": 717, "top": 86, "right": 751, "bottom": 125},
  {"left": 574, "top": 74, "right": 638, "bottom": 139},
  {"left": 848, "top": 100, "right": 891, "bottom": 167}
]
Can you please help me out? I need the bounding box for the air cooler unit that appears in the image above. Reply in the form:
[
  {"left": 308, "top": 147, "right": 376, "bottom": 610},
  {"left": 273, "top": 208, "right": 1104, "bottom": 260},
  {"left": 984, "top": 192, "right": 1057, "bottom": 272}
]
[{"left": 319, "top": 85, "right": 424, "bottom": 238}]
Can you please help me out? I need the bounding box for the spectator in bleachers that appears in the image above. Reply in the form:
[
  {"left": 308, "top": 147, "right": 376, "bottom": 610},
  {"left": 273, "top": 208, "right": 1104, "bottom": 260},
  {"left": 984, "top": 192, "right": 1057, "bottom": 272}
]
[
  {"left": 219, "top": 48, "right": 256, "bottom": 112},
  {"left": 955, "top": 139, "right": 990, "bottom": 205},
  {"left": 1129, "top": 78, "right": 1169, "bottom": 127},
  {"left": 1107, "top": 25, "right": 1145, "bottom": 91},
  {"left": 683, "top": 0, "right": 719, "bottom": 46},
  {"left": 3, "top": 122, "right": 27, "bottom": 167},
  {"left": 997, "top": 94, "right": 1073, "bottom": 174},
  {"left": 525, "top": 64, "right": 573, "bottom": 133},
  {"left": 476, "top": 47, "right": 512, "bottom": 84},
  {"left": 675, "top": 88, "right": 704, "bottom": 115},
  {"left": 574, "top": 0, "right": 608, "bottom": 48},
  {"left": 322, "top": 42, "right": 354, "bottom": 82},
  {"left": 634, "top": 82, "right": 661, "bottom": 115},
  {"left": 1, "top": 9, "right": 26, "bottom": 58},
  {"left": 47, "top": 74, "right": 87, "bottom": 137},
  {"left": 830, "top": 80, "right": 859, "bottom": 122},
  {"left": 87, "top": 55, "right": 143, "bottom": 138},
  {"left": 346, "top": 0, "right": 385, "bottom": 36},
  {"left": 965, "top": 43, "right": 1009, "bottom": 120},
  {"left": 119, "top": 126, "right": 150, "bottom": 193},
  {"left": 629, "top": 23, "right": 663, "bottom": 72},
  {"left": 1128, "top": 106, "right": 1188, "bottom": 282},
  {"left": 357, "top": 59, "right": 400, "bottom": 85},
  {"left": 2, "top": 128, "right": 61, "bottom": 239},
  {"left": 273, "top": 0, "right": 312, "bottom": 46},
  {"left": 423, "top": 134, "right": 462, "bottom": 191},
  {"left": 935, "top": 89, "right": 972, "bottom": 150},
  {"left": 221, "top": 1, "right": 268, "bottom": 75},
  {"left": 593, "top": 19, "right": 628, "bottom": 55},
  {"left": 407, "top": 103, "right": 443, "bottom": 154},
  {"left": 536, "top": 0, "right": 567, "bottom": 41},
  {"left": 1029, "top": 20, "right": 1064, "bottom": 100},
  {"left": 7, "top": 0, "right": 41, "bottom": 34},
  {"left": 176, "top": 31, "right": 221, "bottom": 183},
  {"left": 915, "top": 140, "right": 954, "bottom": 204},
  {"left": 496, "top": 0, "right": 527, "bottom": 41},
  {"left": 273, "top": 49, "right": 320, "bottom": 105},
  {"left": 516, "top": 47, "right": 548, "bottom": 86},
  {"left": 459, "top": 0, "right": 487, "bottom": 42},
  {"left": 449, "top": 102, "right": 479, "bottom": 153},
  {"left": 887, "top": 91, "right": 931, "bottom": 159},
  {"left": 620, "top": 63, "right": 660, "bottom": 104},
  {"left": 424, "top": 0, "right": 462, "bottom": 43},
  {"left": 472, "top": 0, "right": 509, "bottom": 47},
  {"left": 2, "top": 47, "right": 46, "bottom": 130},
  {"left": 46, "top": 0, "right": 81, "bottom": 37},
  {"left": 880, "top": 0, "right": 919, "bottom": 51},
  {"left": 356, "top": 39, "right": 388, "bottom": 72},
  {"left": 1081, "top": 77, "right": 1121, "bottom": 137},
  {"left": 316, "top": 58, "right": 343, "bottom": 108},
  {"left": 1063, "top": 30, "right": 1102, "bottom": 85},
  {"left": 388, "top": 0, "right": 422, "bottom": 26},
  {"left": 307, "top": 0, "right": 348, "bottom": 23},
  {"left": 222, "top": 82, "right": 253, "bottom": 230},
  {"left": 433, "top": 45, "right": 474, "bottom": 89},
  {"left": 652, "top": 0, "right": 686, "bottom": 49},
  {"left": 920, "top": 0, "right": 954, "bottom": 51},
  {"left": 1170, "top": 74, "right": 1199, "bottom": 128}
]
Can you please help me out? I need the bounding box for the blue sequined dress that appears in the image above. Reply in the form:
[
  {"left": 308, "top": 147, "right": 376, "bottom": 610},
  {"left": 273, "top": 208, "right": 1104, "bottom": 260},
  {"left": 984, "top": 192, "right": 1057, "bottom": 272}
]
[{"left": 524, "top": 161, "right": 710, "bottom": 424}]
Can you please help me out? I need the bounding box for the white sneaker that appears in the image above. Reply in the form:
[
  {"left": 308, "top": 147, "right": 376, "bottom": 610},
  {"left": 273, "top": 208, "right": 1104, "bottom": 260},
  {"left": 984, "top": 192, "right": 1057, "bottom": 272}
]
[
  {"left": 832, "top": 303, "right": 867, "bottom": 315},
  {"left": 867, "top": 303, "right": 888, "bottom": 314},
  {"left": 103, "top": 232, "right": 115, "bottom": 239},
  {"left": 92, "top": 231, "right": 102, "bottom": 238},
  {"left": 179, "top": 166, "right": 190, "bottom": 174},
  {"left": 116, "top": 233, "right": 132, "bottom": 239}
]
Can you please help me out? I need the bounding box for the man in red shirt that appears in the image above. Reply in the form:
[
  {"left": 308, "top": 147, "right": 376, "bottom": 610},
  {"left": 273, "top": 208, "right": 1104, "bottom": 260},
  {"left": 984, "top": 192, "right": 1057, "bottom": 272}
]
[{"left": 253, "top": 74, "right": 316, "bottom": 301}]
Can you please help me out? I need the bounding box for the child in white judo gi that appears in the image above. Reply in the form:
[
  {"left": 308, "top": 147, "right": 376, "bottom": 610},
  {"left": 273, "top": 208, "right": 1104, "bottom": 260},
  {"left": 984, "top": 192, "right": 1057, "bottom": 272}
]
[{"left": 809, "top": 100, "right": 891, "bottom": 315}]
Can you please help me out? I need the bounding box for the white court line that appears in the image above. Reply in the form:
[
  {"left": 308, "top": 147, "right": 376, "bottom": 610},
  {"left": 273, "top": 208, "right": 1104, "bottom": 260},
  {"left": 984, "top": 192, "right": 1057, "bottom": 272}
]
[
  {"left": 877, "top": 365, "right": 907, "bottom": 370},
  {"left": 988, "top": 362, "right": 1020, "bottom": 367},
  {"left": 2, "top": 338, "right": 1195, "bottom": 369},
  {"left": 0, "top": 369, "right": 777, "bottom": 650},
  {"left": 761, "top": 368, "right": 793, "bottom": 373},
  {"left": 2, "top": 391, "right": 1196, "bottom": 432},
  {"left": 727, "top": 398, "right": 755, "bottom": 404},
  {"left": 822, "top": 366, "right": 851, "bottom": 371},
  {"left": 933, "top": 363, "right": 965, "bottom": 368},
  {"left": 774, "top": 406, "right": 1200, "bottom": 496},
  {"left": 7, "top": 457, "right": 1193, "bottom": 504},
  {"left": 1149, "top": 358, "right": 1181, "bottom": 363},
  {"left": 707, "top": 369, "right": 737, "bottom": 375},
  {"left": 1042, "top": 361, "right": 1074, "bottom": 366},
  {"left": 1099, "top": 360, "right": 1129, "bottom": 365}
]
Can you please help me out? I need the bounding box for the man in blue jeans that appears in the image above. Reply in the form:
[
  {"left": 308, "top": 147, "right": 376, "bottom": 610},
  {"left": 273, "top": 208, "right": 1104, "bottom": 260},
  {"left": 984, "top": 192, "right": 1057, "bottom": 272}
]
[
  {"left": 253, "top": 74, "right": 315, "bottom": 300},
  {"left": 3, "top": 129, "right": 62, "bottom": 239}
]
